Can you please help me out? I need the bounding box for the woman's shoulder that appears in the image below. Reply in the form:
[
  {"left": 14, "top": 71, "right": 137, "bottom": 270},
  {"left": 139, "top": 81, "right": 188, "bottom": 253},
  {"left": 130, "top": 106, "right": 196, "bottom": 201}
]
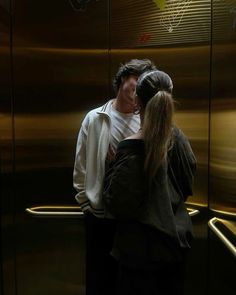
[
  {"left": 171, "top": 126, "right": 191, "bottom": 149},
  {"left": 169, "top": 126, "right": 196, "bottom": 166},
  {"left": 172, "top": 126, "right": 186, "bottom": 141}
]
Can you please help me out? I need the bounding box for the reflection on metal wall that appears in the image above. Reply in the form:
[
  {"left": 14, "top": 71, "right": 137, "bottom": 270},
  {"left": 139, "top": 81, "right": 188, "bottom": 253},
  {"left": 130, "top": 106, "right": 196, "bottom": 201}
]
[
  {"left": 208, "top": 1, "right": 236, "bottom": 293},
  {"left": 13, "top": 0, "right": 109, "bottom": 206},
  {"left": 11, "top": 0, "right": 109, "bottom": 295},
  {"left": 111, "top": 0, "right": 211, "bottom": 47},
  {"left": 211, "top": 1, "right": 236, "bottom": 214}
]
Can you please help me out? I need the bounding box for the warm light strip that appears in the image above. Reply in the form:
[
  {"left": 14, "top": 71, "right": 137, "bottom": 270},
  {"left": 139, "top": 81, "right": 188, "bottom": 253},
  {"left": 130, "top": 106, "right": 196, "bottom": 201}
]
[{"left": 208, "top": 217, "right": 236, "bottom": 258}]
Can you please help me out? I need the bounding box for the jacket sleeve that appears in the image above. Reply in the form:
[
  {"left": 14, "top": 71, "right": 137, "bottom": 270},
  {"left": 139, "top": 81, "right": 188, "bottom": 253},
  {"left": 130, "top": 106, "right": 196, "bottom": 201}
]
[
  {"left": 103, "top": 150, "right": 146, "bottom": 220},
  {"left": 168, "top": 129, "right": 197, "bottom": 201},
  {"left": 73, "top": 117, "right": 91, "bottom": 212}
]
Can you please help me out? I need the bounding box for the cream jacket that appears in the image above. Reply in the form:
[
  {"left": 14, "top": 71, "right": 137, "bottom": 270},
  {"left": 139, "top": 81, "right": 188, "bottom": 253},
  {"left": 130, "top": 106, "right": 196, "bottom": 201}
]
[{"left": 73, "top": 100, "right": 113, "bottom": 217}]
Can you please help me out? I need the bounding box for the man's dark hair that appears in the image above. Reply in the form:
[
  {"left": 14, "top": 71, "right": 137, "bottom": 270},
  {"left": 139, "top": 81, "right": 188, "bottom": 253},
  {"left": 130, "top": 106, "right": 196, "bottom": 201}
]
[{"left": 113, "top": 59, "right": 156, "bottom": 93}]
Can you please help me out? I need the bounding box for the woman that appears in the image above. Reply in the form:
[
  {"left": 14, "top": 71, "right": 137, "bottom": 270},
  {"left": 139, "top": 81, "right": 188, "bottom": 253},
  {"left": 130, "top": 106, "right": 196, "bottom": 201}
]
[{"left": 103, "top": 70, "right": 196, "bottom": 295}]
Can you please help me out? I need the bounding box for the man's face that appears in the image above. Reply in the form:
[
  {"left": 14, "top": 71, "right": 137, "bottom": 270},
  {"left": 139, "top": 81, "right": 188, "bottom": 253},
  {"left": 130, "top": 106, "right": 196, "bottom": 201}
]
[{"left": 119, "top": 75, "right": 138, "bottom": 112}]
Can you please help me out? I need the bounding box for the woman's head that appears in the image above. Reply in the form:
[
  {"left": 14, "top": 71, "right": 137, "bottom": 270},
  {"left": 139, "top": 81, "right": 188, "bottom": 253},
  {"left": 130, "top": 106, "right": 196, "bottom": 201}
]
[
  {"left": 136, "top": 70, "right": 174, "bottom": 178},
  {"left": 136, "top": 70, "right": 173, "bottom": 108}
]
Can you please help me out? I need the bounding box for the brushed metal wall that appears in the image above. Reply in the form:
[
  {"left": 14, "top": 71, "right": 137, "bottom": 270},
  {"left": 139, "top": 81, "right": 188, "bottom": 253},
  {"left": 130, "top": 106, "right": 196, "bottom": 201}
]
[
  {"left": 208, "top": 1, "right": 236, "bottom": 294},
  {"left": 0, "top": 1, "right": 235, "bottom": 295},
  {"left": 210, "top": 0, "right": 236, "bottom": 214}
]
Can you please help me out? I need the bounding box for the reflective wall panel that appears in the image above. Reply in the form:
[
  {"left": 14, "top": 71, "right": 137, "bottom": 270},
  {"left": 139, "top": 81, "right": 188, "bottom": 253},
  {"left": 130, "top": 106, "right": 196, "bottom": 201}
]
[
  {"left": 210, "top": 0, "right": 236, "bottom": 214},
  {"left": 208, "top": 1, "right": 236, "bottom": 293},
  {"left": 12, "top": 0, "right": 109, "bottom": 294},
  {"left": 110, "top": 0, "right": 210, "bottom": 47}
]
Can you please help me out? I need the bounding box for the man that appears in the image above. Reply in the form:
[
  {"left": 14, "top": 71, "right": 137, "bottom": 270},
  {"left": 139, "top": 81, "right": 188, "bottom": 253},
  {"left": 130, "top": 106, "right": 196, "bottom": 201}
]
[{"left": 73, "top": 59, "right": 156, "bottom": 295}]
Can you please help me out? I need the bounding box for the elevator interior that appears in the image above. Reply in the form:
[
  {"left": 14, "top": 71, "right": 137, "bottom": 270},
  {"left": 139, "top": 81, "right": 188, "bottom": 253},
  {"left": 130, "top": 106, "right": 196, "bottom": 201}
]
[{"left": 0, "top": 1, "right": 235, "bottom": 295}]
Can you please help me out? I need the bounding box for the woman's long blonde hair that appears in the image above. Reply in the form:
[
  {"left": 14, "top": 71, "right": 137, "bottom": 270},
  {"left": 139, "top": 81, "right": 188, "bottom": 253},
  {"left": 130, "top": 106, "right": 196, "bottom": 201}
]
[{"left": 136, "top": 70, "right": 174, "bottom": 178}]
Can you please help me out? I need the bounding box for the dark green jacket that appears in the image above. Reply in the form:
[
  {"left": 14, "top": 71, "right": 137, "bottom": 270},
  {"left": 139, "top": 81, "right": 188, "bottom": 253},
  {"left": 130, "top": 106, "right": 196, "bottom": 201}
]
[{"left": 103, "top": 127, "right": 196, "bottom": 268}]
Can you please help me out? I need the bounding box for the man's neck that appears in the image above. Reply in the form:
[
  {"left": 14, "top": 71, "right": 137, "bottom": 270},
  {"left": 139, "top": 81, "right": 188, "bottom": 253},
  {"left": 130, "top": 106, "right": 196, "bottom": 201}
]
[{"left": 113, "top": 98, "right": 133, "bottom": 114}]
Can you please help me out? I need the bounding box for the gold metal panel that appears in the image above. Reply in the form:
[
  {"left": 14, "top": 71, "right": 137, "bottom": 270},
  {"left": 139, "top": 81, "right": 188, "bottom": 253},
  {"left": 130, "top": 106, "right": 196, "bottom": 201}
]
[
  {"left": 110, "top": 0, "right": 211, "bottom": 47},
  {"left": 11, "top": 1, "right": 109, "bottom": 295},
  {"left": 210, "top": 1, "right": 236, "bottom": 214}
]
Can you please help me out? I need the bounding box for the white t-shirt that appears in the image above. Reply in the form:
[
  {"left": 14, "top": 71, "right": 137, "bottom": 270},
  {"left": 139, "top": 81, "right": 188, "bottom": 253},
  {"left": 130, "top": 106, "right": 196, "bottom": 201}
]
[{"left": 109, "top": 103, "right": 140, "bottom": 151}]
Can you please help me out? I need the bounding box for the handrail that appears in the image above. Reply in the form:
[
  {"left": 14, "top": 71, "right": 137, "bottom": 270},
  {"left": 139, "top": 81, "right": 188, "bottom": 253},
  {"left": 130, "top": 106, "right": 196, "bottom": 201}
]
[
  {"left": 25, "top": 205, "right": 84, "bottom": 217},
  {"left": 26, "top": 206, "right": 200, "bottom": 218},
  {"left": 208, "top": 217, "right": 236, "bottom": 258},
  {"left": 187, "top": 208, "right": 200, "bottom": 217}
]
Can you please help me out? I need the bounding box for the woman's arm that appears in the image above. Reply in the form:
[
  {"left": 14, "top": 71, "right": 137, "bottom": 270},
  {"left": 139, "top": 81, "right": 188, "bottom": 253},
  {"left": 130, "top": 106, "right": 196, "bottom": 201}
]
[{"left": 103, "top": 149, "right": 146, "bottom": 220}]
